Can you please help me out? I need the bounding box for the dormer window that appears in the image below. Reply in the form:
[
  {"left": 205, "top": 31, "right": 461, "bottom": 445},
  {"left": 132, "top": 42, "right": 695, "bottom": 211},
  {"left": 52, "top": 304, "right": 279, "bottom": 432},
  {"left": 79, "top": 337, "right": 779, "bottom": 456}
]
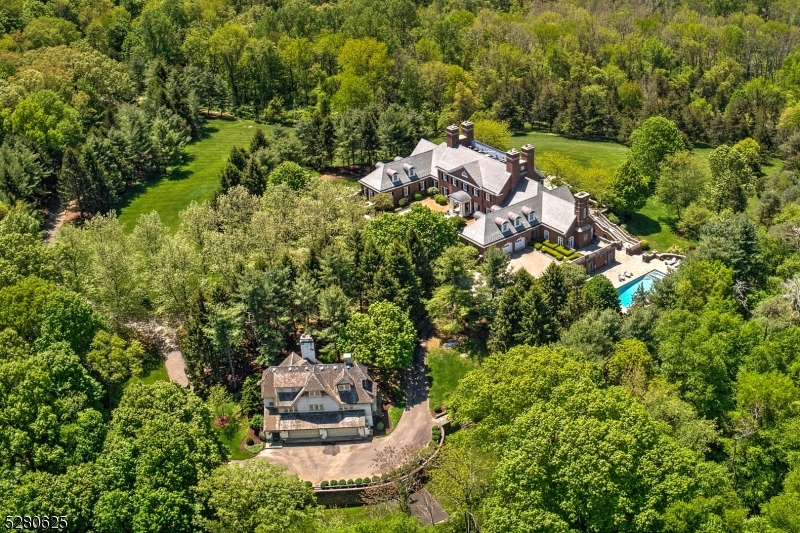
[
  {"left": 529, "top": 212, "right": 536, "bottom": 222},
  {"left": 337, "top": 383, "right": 352, "bottom": 391},
  {"left": 515, "top": 217, "right": 522, "bottom": 228},
  {"left": 502, "top": 222, "right": 509, "bottom": 232}
]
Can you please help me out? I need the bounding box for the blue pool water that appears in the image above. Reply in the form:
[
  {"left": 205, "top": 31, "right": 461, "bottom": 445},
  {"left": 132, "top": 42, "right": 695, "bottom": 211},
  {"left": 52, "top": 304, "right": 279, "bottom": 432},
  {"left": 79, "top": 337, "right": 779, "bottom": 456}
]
[{"left": 617, "top": 270, "right": 666, "bottom": 308}]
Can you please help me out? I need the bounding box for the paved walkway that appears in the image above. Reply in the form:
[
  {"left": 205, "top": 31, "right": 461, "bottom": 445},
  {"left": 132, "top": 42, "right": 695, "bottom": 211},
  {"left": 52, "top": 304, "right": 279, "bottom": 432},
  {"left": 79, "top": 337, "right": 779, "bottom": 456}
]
[
  {"left": 409, "top": 489, "right": 449, "bottom": 525},
  {"left": 254, "top": 345, "right": 434, "bottom": 483},
  {"left": 165, "top": 349, "right": 189, "bottom": 387},
  {"left": 127, "top": 321, "right": 190, "bottom": 387}
]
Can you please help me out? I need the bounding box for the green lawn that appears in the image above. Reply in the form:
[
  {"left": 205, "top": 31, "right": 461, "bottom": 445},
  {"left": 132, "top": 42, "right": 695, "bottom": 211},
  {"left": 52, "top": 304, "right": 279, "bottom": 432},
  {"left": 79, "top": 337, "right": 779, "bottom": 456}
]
[
  {"left": 428, "top": 346, "right": 478, "bottom": 410},
  {"left": 512, "top": 131, "right": 629, "bottom": 171},
  {"left": 126, "top": 363, "right": 169, "bottom": 387},
  {"left": 626, "top": 198, "right": 692, "bottom": 251},
  {"left": 388, "top": 406, "right": 403, "bottom": 431},
  {"left": 117, "top": 118, "right": 262, "bottom": 231},
  {"left": 215, "top": 414, "right": 253, "bottom": 461}
]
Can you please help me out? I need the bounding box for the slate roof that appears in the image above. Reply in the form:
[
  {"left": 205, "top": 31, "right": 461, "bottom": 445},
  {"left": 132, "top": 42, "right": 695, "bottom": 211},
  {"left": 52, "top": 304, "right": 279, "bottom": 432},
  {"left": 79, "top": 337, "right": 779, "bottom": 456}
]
[
  {"left": 461, "top": 181, "right": 577, "bottom": 247},
  {"left": 260, "top": 353, "right": 376, "bottom": 408},
  {"left": 359, "top": 139, "right": 512, "bottom": 195}
]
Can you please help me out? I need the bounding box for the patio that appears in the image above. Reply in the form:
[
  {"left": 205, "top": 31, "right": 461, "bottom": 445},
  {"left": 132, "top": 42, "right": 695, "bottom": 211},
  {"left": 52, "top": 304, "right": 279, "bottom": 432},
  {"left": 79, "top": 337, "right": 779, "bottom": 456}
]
[{"left": 508, "top": 247, "right": 557, "bottom": 277}]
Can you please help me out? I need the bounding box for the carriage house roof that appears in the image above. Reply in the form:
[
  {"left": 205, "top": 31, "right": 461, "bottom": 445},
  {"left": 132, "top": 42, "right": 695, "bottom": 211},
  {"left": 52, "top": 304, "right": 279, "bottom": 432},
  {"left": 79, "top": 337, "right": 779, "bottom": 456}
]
[{"left": 260, "top": 353, "right": 376, "bottom": 408}]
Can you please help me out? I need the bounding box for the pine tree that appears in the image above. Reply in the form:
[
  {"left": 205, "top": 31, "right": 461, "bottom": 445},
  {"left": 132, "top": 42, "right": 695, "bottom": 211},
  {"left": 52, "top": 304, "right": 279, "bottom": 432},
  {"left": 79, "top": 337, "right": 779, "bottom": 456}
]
[
  {"left": 360, "top": 108, "right": 380, "bottom": 166},
  {"left": 487, "top": 270, "right": 535, "bottom": 353},
  {"left": 516, "top": 282, "right": 556, "bottom": 346},
  {"left": 407, "top": 228, "right": 435, "bottom": 299},
  {"left": 249, "top": 129, "right": 269, "bottom": 153},
  {"left": 59, "top": 147, "right": 89, "bottom": 218},
  {"left": 540, "top": 262, "right": 567, "bottom": 315},
  {"left": 240, "top": 155, "right": 267, "bottom": 197},
  {"left": 370, "top": 241, "right": 424, "bottom": 323},
  {"left": 180, "top": 290, "right": 219, "bottom": 392}
]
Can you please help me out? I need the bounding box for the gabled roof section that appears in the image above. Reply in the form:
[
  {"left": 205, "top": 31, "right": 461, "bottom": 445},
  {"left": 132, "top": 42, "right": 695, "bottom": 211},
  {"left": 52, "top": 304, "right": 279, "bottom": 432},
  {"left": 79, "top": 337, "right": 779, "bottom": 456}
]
[
  {"left": 461, "top": 194, "right": 542, "bottom": 247},
  {"left": 540, "top": 191, "right": 575, "bottom": 234},
  {"left": 279, "top": 352, "right": 307, "bottom": 367}
]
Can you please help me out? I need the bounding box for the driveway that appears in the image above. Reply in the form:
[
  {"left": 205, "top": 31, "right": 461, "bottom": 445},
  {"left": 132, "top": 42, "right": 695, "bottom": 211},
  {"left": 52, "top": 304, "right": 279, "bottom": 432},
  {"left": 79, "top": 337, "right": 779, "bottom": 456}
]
[
  {"left": 508, "top": 247, "right": 555, "bottom": 277},
  {"left": 254, "top": 345, "right": 435, "bottom": 483}
]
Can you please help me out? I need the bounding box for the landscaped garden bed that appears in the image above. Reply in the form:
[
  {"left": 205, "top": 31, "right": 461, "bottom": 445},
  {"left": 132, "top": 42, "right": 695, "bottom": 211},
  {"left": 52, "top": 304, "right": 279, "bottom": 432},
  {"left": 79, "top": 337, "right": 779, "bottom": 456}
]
[{"left": 533, "top": 239, "right": 582, "bottom": 261}]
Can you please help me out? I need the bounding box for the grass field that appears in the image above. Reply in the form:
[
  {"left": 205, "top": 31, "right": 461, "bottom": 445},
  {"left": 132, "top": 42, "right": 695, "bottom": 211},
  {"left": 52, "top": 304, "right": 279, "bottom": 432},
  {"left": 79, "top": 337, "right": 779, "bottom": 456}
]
[
  {"left": 428, "top": 346, "right": 478, "bottom": 410},
  {"left": 215, "top": 413, "right": 253, "bottom": 461},
  {"left": 117, "top": 118, "right": 262, "bottom": 231},
  {"left": 512, "top": 131, "right": 629, "bottom": 170},
  {"left": 126, "top": 363, "right": 169, "bottom": 387}
]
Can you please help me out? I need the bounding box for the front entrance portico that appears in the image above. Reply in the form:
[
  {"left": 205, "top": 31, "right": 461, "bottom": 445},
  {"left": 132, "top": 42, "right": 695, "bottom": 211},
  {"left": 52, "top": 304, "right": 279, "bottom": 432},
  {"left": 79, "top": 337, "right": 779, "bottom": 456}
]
[{"left": 448, "top": 190, "right": 473, "bottom": 218}]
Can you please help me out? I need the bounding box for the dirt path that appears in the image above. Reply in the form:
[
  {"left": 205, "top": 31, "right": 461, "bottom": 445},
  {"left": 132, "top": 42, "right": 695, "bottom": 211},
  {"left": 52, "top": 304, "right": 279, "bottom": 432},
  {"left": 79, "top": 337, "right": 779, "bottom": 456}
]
[
  {"left": 43, "top": 199, "right": 80, "bottom": 244},
  {"left": 254, "top": 344, "right": 435, "bottom": 482},
  {"left": 127, "top": 321, "right": 190, "bottom": 388}
]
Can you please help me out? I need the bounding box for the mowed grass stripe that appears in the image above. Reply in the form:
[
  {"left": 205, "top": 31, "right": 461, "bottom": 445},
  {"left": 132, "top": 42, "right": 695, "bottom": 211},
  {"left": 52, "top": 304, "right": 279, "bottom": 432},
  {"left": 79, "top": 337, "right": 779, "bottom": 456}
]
[{"left": 117, "top": 118, "right": 262, "bottom": 232}]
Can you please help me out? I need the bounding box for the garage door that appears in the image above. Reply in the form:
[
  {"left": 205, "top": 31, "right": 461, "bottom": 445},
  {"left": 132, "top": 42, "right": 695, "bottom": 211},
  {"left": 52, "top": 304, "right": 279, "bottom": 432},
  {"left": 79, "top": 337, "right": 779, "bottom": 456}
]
[
  {"left": 327, "top": 427, "right": 361, "bottom": 438},
  {"left": 287, "top": 429, "right": 320, "bottom": 440},
  {"left": 502, "top": 243, "right": 512, "bottom": 254},
  {"left": 514, "top": 237, "right": 525, "bottom": 251}
]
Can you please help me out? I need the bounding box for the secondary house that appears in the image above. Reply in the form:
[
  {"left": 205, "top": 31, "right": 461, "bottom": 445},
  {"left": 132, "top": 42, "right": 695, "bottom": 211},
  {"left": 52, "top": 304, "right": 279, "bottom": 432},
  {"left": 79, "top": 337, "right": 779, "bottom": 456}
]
[
  {"left": 359, "top": 121, "right": 625, "bottom": 273},
  {"left": 259, "top": 335, "right": 380, "bottom": 444}
]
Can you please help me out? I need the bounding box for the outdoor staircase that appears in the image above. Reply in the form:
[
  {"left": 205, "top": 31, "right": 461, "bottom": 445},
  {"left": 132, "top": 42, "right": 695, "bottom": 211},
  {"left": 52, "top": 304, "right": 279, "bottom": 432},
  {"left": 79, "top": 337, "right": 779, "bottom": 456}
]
[{"left": 589, "top": 209, "right": 640, "bottom": 248}]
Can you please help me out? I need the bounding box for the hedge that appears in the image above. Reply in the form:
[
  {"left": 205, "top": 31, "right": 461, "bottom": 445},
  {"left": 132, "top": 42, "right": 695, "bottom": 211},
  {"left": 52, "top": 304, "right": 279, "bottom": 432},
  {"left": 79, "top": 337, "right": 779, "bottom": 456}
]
[
  {"left": 329, "top": 480, "right": 338, "bottom": 486},
  {"left": 555, "top": 245, "right": 571, "bottom": 255},
  {"left": 534, "top": 242, "right": 543, "bottom": 250},
  {"left": 413, "top": 192, "right": 422, "bottom": 201},
  {"left": 566, "top": 252, "right": 582, "bottom": 260},
  {"left": 339, "top": 479, "right": 346, "bottom": 486},
  {"left": 320, "top": 480, "right": 328, "bottom": 487},
  {"left": 398, "top": 197, "right": 409, "bottom": 207},
  {"left": 434, "top": 194, "right": 447, "bottom": 205},
  {"left": 542, "top": 247, "right": 564, "bottom": 260}
]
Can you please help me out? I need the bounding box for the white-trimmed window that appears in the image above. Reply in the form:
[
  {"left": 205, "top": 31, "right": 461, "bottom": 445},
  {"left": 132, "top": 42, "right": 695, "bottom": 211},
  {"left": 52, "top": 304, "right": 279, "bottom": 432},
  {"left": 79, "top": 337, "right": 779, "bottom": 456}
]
[
  {"left": 558, "top": 236, "right": 564, "bottom": 246},
  {"left": 568, "top": 236, "right": 574, "bottom": 248},
  {"left": 485, "top": 192, "right": 491, "bottom": 201},
  {"left": 337, "top": 383, "right": 352, "bottom": 391},
  {"left": 433, "top": 179, "right": 438, "bottom": 188},
  {"left": 403, "top": 186, "right": 409, "bottom": 197},
  {"left": 309, "top": 404, "right": 324, "bottom": 411},
  {"left": 419, "top": 181, "right": 425, "bottom": 191},
  {"left": 502, "top": 222, "right": 509, "bottom": 232},
  {"left": 442, "top": 174, "right": 448, "bottom": 182},
  {"left": 543, "top": 230, "right": 549, "bottom": 240},
  {"left": 474, "top": 202, "right": 480, "bottom": 212},
  {"left": 514, "top": 217, "right": 522, "bottom": 228},
  {"left": 453, "top": 178, "right": 458, "bottom": 187},
  {"left": 528, "top": 211, "right": 536, "bottom": 222},
  {"left": 462, "top": 171, "right": 467, "bottom": 178},
  {"left": 462, "top": 182, "right": 468, "bottom": 191},
  {"left": 473, "top": 187, "right": 478, "bottom": 195}
]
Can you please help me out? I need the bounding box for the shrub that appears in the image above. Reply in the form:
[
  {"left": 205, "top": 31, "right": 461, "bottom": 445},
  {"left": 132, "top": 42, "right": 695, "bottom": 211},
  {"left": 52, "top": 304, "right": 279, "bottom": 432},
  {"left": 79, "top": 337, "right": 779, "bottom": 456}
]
[
  {"left": 666, "top": 244, "right": 684, "bottom": 254},
  {"left": 320, "top": 480, "right": 329, "bottom": 488},
  {"left": 355, "top": 477, "right": 363, "bottom": 485},
  {"left": 372, "top": 193, "right": 394, "bottom": 211},
  {"left": 607, "top": 212, "right": 621, "bottom": 225},
  {"left": 398, "top": 197, "right": 409, "bottom": 207},
  {"left": 413, "top": 192, "right": 423, "bottom": 201},
  {"left": 534, "top": 242, "right": 543, "bottom": 250},
  {"left": 566, "top": 252, "right": 582, "bottom": 260},
  {"left": 339, "top": 479, "right": 347, "bottom": 486},
  {"left": 246, "top": 437, "right": 254, "bottom": 446},
  {"left": 329, "top": 480, "right": 338, "bottom": 486},
  {"left": 347, "top": 479, "right": 355, "bottom": 485},
  {"left": 376, "top": 421, "right": 384, "bottom": 431},
  {"left": 434, "top": 405, "right": 442, "bottom": 414},
  {"left": 542, "top": 247, "right": 564, "bottom": 260},
  {"left": 541, "top": 239, "right": 556, "bottom": 249},
  {"left": 434, "top": 194, "right": 447, "bottom": 205},
  {"left": 248, "top": 414, "right": 263, "bottom": 432},
  {"left": 555, "top": 245, "right": 571, "bottom": 255},
  {"left": 304, "top": 481, "right": 313, "bottom": 488},
  {"left": 381, "top": 474, "right": 388, "bottom": 481},
  {"left": 372, "top": 475, "right": 380, "bottom": 482},
  {"left": 427, "top": 187, "right": 438, "bottom": 196},
  {"left": 640, "top": 239, "right": 650, "bottom": 251}
]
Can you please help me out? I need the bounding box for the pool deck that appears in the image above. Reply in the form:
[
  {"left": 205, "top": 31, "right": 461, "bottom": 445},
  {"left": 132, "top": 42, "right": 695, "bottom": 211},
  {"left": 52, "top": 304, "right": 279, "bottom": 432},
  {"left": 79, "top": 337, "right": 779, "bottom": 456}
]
[{"left": 592, "top": 249, "right": 670, "bottom": 287}]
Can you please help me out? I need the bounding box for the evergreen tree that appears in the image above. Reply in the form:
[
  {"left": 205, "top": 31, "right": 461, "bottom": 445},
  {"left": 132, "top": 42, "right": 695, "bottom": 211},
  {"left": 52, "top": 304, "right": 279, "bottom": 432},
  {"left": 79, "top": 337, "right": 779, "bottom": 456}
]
[
  {"left": 407, "top": 228, "right": 434, "bottom": 299},
  {"left": 360, "top": 107, "right": 380, "bottom": 166},
  {"left": 249, "top": 129, "right": 269, "bottom": 153},
  {"left": 540, "top": 262, "right": 568, "bottom": 315},
  {"left": 478, "top": 246, "right": 511, "bottom": 299},
  {"left": 59, "top": 147, "right": 88, "bottom": 217},
  {"left": 179, "top": 290, "right": 219, "bottom": 392},
  {"left": 516, "top": 282, "right": 556, "bottom": 346},
  {"left": 239, "top": 155, "right": 267, "bottom": 197},
  {"left": 487, "top": 270, "right": 534, "bottom": 353},
  {"left": 370, "top": 241, "right": 424, "bottom": 323}
]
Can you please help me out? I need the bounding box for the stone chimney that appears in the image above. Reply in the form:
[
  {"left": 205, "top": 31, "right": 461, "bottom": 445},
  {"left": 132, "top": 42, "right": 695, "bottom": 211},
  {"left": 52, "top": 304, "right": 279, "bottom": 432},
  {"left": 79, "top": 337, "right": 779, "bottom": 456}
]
[
  {"left": 575, "top": 191, "right": 590, "bottom": 226},
  {"left": 300, "top": 334, "right": 318, "bottom": 363},
  {"left": 521, "top": 144, "right": 535, "bottom": 178},
  {"left": 446, "top": 124, "right": 459, "bottom": 148},
  {"left": 460, "top": 121, "right": 474, "bottom": 146},
  {"left": 506, "top": 148, "right": 521, "bottom": 190},
  {"left": 343, "top": 353, "right": 353, "bottom": 366}
]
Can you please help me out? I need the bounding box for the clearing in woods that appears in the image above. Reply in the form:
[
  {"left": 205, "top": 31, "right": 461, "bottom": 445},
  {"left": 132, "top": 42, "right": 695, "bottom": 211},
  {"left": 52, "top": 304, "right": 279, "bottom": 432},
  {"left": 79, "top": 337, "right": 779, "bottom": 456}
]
[{"left": 116, "top": 118, "right": 263, "bottom": 231}]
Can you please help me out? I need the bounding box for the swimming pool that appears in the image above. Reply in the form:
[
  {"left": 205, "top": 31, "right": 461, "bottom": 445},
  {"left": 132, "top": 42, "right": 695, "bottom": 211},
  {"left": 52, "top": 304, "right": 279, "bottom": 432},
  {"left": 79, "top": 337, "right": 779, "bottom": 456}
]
[{"left": 617, "top": 270, "right": 666, "bottom": 308}]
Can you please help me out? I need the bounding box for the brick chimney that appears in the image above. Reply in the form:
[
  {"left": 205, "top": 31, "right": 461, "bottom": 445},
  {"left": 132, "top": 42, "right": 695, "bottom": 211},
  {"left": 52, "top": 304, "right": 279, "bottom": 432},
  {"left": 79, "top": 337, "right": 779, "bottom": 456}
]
[
  {"left": 575, "top": 191, "right": 590, "bottom": 226},
  {"left": 521, "top": 144, "right": 535, "bottom": 178},
  {"left": 446, "top": 124, "right": 459, "bottom": 148},
  {"left": 300, "top": 334, "right": 318, "bottom": 363},
  {"left": 460, "top": 121, "right": 474, "bottom": 146},
  {"left": 506, "top": 148, "right": 521, "bottom": 190}
]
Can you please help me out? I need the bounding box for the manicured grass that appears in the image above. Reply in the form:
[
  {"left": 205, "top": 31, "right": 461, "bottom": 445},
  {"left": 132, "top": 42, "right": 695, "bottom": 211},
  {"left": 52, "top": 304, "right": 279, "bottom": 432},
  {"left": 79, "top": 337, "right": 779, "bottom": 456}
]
[
  {"left": 117, "top": 118, "right": 262, "bottom": 232},
  {"left": 512, "top": 131, "right": 629, "bottom": 171},
  {"left": 428, "top": 346, "right": 478, "bottom": 410},
  {"left": 215, "top": 414, "right": 253, "bottom": 461},
  {"left": 388, "top": 406, "right": 403, "bottom": 431},
  {"left": 126, "top": 363, "right": 169, "bottom": 387},
  {"left": 626, "top": 198, "right": 692, "bottom": 251}
]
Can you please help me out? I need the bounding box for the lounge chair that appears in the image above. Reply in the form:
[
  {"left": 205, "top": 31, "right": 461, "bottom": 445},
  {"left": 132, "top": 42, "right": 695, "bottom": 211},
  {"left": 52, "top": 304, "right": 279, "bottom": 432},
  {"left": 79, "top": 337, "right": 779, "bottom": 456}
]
[
  {"left": 618, "top": 274, "right": 626, "bottom": 282},
  {"left": 625, "top": 271, "right": 633, "bottom": 278}
]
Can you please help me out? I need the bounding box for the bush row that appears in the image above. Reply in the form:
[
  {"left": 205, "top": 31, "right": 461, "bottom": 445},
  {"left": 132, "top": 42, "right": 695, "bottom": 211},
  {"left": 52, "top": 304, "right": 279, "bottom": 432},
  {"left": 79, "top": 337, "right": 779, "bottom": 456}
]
[
  {"left": 541, "top": 246, "right": 565, "bottom": 261},
  {"left": 434, "top": 194, "right": 447, "bottom": 205},
  {"left": 430, "top": 425, "right": 442, "bottom": 447},
  {"left": 319, "top": 475, "right": 384, "bottom": 488}
]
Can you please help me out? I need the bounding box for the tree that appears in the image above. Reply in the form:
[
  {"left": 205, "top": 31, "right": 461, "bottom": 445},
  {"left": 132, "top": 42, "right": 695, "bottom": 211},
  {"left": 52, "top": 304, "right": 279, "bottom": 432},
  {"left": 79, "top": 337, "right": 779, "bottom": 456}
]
[
  {"left": 610, "top": 159, "right": 650, "bottom": 216},
  {"left": 629, "top": 116, "right": 686, "bottom": 186},
  {"left": 732, "top": 137, "right": 761, "bottom": 174},
  {"left": 707, "top": 144, "right": 755, "bottom": 213},
  {"left": 559, "top": 308, "right": 622, "bottom": 362},
  {"left": 583, "top": 274, "right": 621, "bottom": 312},
  {"left": 477, "top": 246, "right": 511, "bottom": 298},
  {"left": 268, "top": 161, "right": 311, "bottom": 191},
  {"left": 607, "top": 338, "right": 651, "bottom": 394},
  {"left": 692, "top": 214, "right": 761, "bottom": 282},
  {"left": 195, "top": 461, "right": 317, "bottom": 533},
  {"left": 516, "top": 282, "right": 556, "bottom": 346},
  {"left": 8, "top": 90, "right": 82, "bottom": 154},
  {"left": 362, "top": 445, "right": 425, "bottom": 513},
  {"left": 487, "top": 270, "right": 534, "bottom": 353},
  {"left": 205, "top": 304, "right": 243, "bottom": 387},
  {"left": 363, "top": 204, "right": 458, "bottom": 262},
  {"left": 472, "top": 119, "right": 511, "bottom": 149},
  {"left": 406, "top": 228, "right": 434, "bottom": 299},
  {"left": 209, "top": 23, "right": 249, "bottom": 106},
  {"left": 337, "top": 301, "right": 415, "bottom": 371},
  {"left": 370, "top": 241, "right": 424, "bottom": 323},
  {"left": 38, "top": 290, "right": 105, "bottom": 357},
  {"left": 656, "top": 151, "right": 708, "bottom": 219},
  {"left": 428, "top": 441, "right": 493, "bottom": 524},
  {"left": 86, "top": 330, "right": 145, "bottom": 406}
]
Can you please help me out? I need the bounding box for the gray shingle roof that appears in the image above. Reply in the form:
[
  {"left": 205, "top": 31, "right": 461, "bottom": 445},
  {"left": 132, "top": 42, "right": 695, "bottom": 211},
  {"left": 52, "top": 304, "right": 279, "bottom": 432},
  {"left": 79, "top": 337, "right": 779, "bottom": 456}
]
[
  {"left": 461, "top": 179, "right": 578, "bottom": 247},
  {"left": 261, "top": 354, "right": 376, "bottom": 407},
  {"left": 359, "top": 139, "right": 512, "bottom": 195}
]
